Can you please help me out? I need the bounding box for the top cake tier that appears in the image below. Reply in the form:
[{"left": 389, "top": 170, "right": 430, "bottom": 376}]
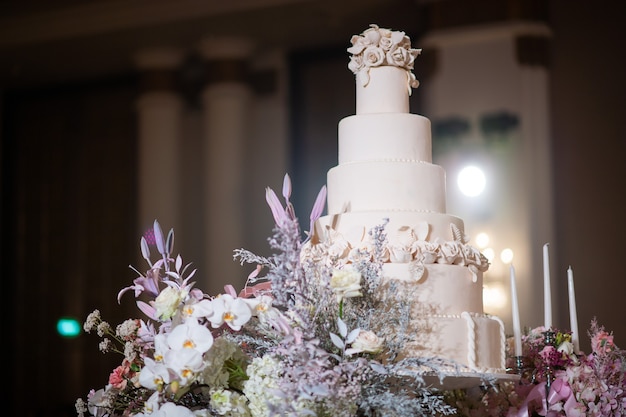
[
  {"left": 356, "top": 66, "right": 411, "bottom": 114},
  {"left": 347, "top": 24, "right": 421, "bottom": 115}
]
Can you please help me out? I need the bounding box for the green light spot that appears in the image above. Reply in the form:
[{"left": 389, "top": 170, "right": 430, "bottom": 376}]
[{"left": 57, "top": 317, "right": 81, "bottom": 338}]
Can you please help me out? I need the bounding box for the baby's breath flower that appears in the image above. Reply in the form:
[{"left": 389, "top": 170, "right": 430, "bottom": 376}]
[
  {"left": 116, "top": 319, "right": 139, "bottom": 340},
  {"left": 124, "top": 341, "right": 137, "bottom": 362},
  {"left": 98, "top": 338, "right": 113, "bottom": 353},
  {"left": 96, "top": 321, "right": 111, "bottom": 337},
  {"left": 84, "top": 309, "right": 101, "bottom": 333},
  {"left": 75, "top": 398, "right": 87, "bottom": 416}
]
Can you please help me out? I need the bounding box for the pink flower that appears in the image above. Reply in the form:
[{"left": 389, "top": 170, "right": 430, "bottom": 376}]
[
  {"left": 592, "top": 330, "right": 615, "bottom": 354},
  {"left": 108, "top": 364, "right": 129, "bottom": 390},
  {"left": 540, "top": 345, "right": 561, "bottom": 367}
]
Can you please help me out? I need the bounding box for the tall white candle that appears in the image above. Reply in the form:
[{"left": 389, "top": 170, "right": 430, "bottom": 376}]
[
  {"left": 510, "top": 264, "right": 522, "bottom": 356},
  {"left": 568, "top": 266, "right": 580, "bottom": 353},
  {"left": 543, "top": 243, "right": 552, "bottom": 329}
]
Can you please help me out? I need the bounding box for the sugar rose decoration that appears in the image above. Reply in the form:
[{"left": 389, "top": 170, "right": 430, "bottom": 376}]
[{"left": 347, "top": 24, "right": 422, "bottom": 90}]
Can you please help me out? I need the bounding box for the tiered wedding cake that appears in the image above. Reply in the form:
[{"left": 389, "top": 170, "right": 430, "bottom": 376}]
[{"left": 309, "top": 25, "right": 506, "bottom": 374}]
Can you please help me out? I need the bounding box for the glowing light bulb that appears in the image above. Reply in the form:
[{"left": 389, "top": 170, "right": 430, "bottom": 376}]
[
  {"left": 475, "top": 232, "right": 489, "bottom": 248},
  {"left": 500, "top": 248, "right": 514, "bottom": 264},
  {"left": 457, "top": 165, "right": 486, "bottom": 197}
]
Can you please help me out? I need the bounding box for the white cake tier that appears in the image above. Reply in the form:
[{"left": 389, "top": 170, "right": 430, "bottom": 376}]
[
  {"left": 338, "top": 113, "right": 432, "bottom": 164},
  {"left": 327, "top": 161, "right": 446, "bottom": 214},
  {"left": 356, "top": 66, "right": 410, "bottom": 114},
  {"left": 315, "top": 211, "right": 464, "bottom": 246},
  {"left": 397, "top": 312, "right": 506, "bottom": 372},
  {"left": 383, "top": 263, "right": 483, "bottom": 315}
]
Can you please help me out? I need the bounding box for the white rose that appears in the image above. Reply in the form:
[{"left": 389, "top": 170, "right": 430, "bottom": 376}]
[
  {"left": 415, "top": 241, "right": 438, "bottom": 264},
  {"left": 347, "top": 36, "right": 367, "bottom": 55},
  {"left": 362, "top": 45, "right": 385, "bottom": 67},
  {"left": 379, "top": 35, "right": 393, "bottom": 51},
  {"left": 386, "top": 46, "right": 412, "bottom": 67},
  {"left": 154, "top": 286, "right": 183, "bottom": 320},
  {"left": 462, "top": 245, "right": 489, "bottom": 271},
  {"left": 388, "top": 244, "right": 412, "bottom": 263},
  {"left": 330, "top": 268, "right": 362, "bottom": 302},
  {"left": 378, "top": 27, "right": 393, "bottom": 39},
  {"left": 362, "top": 26, "right": 382, "bottom": 46},
  {"left": 438, "top": 241, "right": 462, "bottom": 264},
  {"left": 351, "top": 330, "right": 383, "bottom": 354},
  {"left": 348, "top": 54, "right": 364, "bottom": 74}
]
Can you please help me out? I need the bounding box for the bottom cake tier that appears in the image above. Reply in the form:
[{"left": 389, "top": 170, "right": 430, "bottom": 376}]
[
  {"left": 381, "top": 263, "right": 507, "bottom": 373},
  {"left": 395, "top": 312, "right": 506, "bottom": 373}
]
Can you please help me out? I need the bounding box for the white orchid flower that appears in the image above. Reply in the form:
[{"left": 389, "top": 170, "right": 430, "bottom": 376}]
[
  {"left": 167, "top": 318, "right": 214, "bottom": 354},
  {"left": 207, "top": 294, "right": 253, "bottom": 331},
  {"left": 138, "top": 357, "right": 171, "bottom": 391},
  {"left": 164, "top": 347, "right": 203, "bottom": 386}
]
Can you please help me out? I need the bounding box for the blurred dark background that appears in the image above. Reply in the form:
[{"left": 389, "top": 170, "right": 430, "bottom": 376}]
[{"left": 1, "top": 0, "right": 625, "bottom": 415}]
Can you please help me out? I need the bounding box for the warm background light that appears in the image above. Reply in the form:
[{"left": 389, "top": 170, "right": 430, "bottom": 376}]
[
  {"left": 475, "top": 232, "right": 490, "bottom": 248},
  {"left": 483, "top": 247, "right": 495, "bottom": 263},
  {"left": 483, "top": 283, "right": 507, "bottom": 310},
  {"left": 457, "top": 165, "right": 486, "bottom": 197},
  {"left": 500, "top": 248, "right": 514, "bottom": 264}
]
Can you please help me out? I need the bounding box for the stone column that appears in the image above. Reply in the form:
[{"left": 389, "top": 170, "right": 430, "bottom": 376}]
[
  {"left": 134, "top": 48, "right": 184, "bottom": 244},
  {"left": 198, "top": 37, "right": 253, "bottom": 296}
]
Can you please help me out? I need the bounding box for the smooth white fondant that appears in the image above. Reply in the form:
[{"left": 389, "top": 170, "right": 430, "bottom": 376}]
[
  {"left": 327, "top": 161, "right": 447, "bottom": 214},
  {"left": 383, "top": 263, "right": 484, "bottom": 314},
  {"left": 338, "top": 113, "right": 432, "bottom": 164},
  {"left": 397, "top": 312, "right": 505, "bottom": 372},
  {"left": 356, "top": 66, "right": 410, "bottom": 114}
]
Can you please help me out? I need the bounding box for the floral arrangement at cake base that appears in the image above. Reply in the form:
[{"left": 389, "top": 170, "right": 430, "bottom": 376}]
[
  {"left": 442, "top": 321, "right": 625, "bottom": 417},
  {"left": 76, "top": 175, "right": 468, "bottom": 417},
  {"left": 75, "top": 175, "right": 625, "bottom": 417}
]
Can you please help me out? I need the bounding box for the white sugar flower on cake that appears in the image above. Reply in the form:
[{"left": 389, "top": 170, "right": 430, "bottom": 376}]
[{"left": 347, "top": 24, "right": 422, "bottom": 91}]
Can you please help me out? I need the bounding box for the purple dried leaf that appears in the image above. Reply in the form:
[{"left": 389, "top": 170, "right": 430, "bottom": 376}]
[
  {"left": 282, "top": 173, "right": 292, "bottom": 202},
  {"left": 346, "top": 328, "right": 361, "bottom": 344},
  {"left": 166, "top": 228, "right": 174, "bottom": 254},
  {"left": 369, "top": 362, "right": 388, "bottom": 374},
  {"left": 344, "top": 347, "right": 359, "bottom": 356},
  {"left": 175, "top": 254, "right": 182, "bottom": 272},
  {"left": 153, "top": 220, "right": 165, "bottom": 255},
  {"left": 266, "top": 187, "right": 286, "bottom": 225},
  {"left": 337, "top": 317, "right": 348, "bottom": 338},
  {"left": 137, "top": 300, "right": 157, "bottom": 320},
  {"left": 186, "top": 268, "right": 196, "bottom": 280},
  {"left": 140, "top": 237, "right": 150, "bottom": 262},
  {"left": 330, "top": 332, "right": 344, "bottom": 350},
  {"left": 165, "top": 271, "right": 180, "bottom": 280},
  {"left": 309, "top": 185, "right": 327, "bottom": 232}
]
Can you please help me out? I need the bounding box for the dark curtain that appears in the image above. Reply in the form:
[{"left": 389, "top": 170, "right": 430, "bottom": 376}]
[{"left": 1, "top": 77, "right": 139, "bottom": 416}]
